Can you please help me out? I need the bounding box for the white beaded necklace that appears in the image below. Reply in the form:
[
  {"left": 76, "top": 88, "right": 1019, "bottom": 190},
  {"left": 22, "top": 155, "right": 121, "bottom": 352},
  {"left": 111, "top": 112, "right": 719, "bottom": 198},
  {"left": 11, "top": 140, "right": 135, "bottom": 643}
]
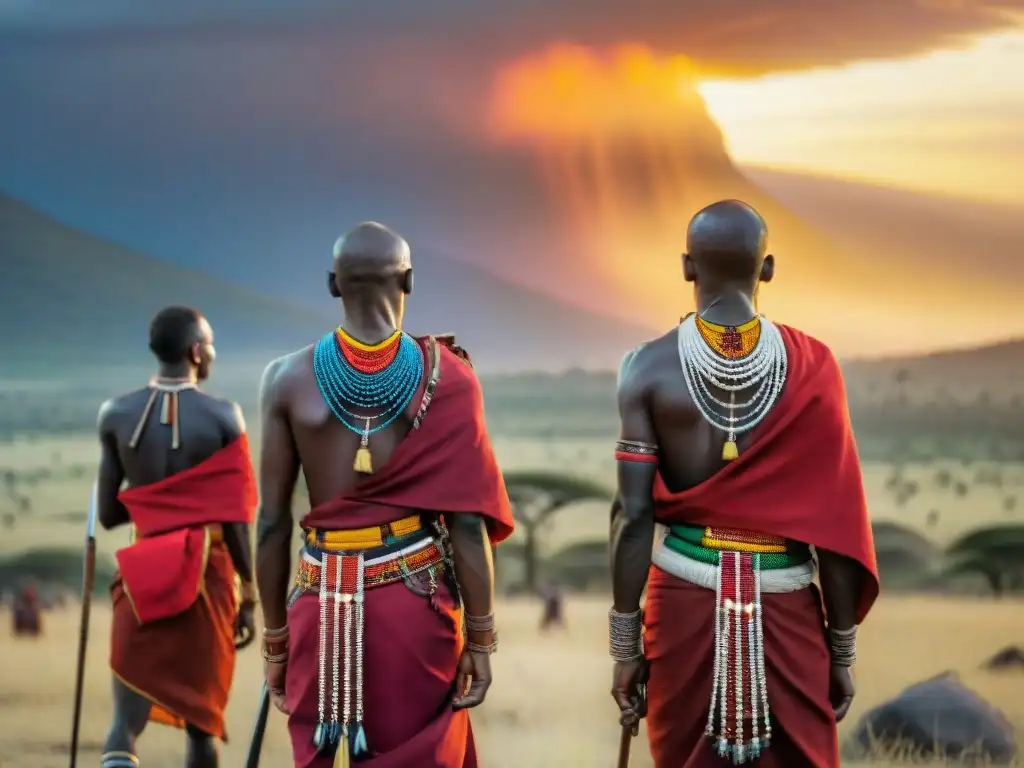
[{"left": 677, "top": 314, "right": 788, "bottom": 460}]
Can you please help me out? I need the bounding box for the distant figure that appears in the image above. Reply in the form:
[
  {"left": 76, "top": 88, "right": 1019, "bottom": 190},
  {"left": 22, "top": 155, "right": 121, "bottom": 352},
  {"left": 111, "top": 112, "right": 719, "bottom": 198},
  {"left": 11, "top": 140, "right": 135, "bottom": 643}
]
[
  {"left": 538, "top": 581, "right": 565, "bottom": 633},
  {"left": 256, "top": 222, "right": 514, "bottom": 767},
  {"left": 12, "top": 582, "right": 41, "bottom": 637},
  {"left": 609, "top": 201, "right": 879, "bottom": 767},
  {"left": 94, "top": 306, "right": 258, "bottom": 768}
]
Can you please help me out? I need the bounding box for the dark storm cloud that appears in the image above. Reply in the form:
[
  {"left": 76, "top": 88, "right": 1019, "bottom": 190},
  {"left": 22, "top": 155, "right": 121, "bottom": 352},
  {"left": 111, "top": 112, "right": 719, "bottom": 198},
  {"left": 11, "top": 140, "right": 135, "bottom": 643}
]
[{"left": 2, "top": 0, "right": 1022, "bottom": 74}]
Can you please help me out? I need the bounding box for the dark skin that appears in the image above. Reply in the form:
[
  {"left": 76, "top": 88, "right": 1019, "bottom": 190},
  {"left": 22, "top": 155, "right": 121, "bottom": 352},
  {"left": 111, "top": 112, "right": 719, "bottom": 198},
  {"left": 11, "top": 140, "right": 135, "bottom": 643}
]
[
  {"left": 257, "top": 221, "right": 495, "bottom": 715},
  {"left": 96, "top": 316, "right": 255, "bottom": 768},
  {"left": 610, "top": 200, "right": 862, "bottom": 730}
]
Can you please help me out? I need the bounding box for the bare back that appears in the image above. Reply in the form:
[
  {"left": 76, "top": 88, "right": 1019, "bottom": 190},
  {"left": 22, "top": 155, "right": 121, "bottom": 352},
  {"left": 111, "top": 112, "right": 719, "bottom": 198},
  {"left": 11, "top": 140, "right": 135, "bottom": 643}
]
[
  {"left": 623, "top": 327, "right": 780, "bottom": 494},
  {"left": 262, "top": 344, "right": 426, "bottom": 509},
  {"left": 101, "top": 388, "right": 242, "bottom": 490}
]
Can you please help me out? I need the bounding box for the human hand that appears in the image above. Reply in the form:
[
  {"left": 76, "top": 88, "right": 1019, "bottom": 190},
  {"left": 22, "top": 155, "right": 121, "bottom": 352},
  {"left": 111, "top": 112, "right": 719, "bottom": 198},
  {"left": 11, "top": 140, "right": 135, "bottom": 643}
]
[
  {"left": 611, "top": 657, "right": 649, "bottom": 734},
  {"left": 234, "top": 601, "right": 256, "bottom": 649},
  {"left": 829, "top": 663, "right": 855, "bottom": 722},
  {"left": 265, "top": 658, "right": 289, "bottom": 714},
  {"left": 452, "top": 649, "right": 492, "bottom": 710}
]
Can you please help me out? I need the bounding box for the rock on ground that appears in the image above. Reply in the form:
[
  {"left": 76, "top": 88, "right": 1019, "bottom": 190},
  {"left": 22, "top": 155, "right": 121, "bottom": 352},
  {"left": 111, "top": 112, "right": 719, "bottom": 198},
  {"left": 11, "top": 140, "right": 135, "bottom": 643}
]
[{"left": 842, "top": 671, "right": 1017, "bottom": 764}]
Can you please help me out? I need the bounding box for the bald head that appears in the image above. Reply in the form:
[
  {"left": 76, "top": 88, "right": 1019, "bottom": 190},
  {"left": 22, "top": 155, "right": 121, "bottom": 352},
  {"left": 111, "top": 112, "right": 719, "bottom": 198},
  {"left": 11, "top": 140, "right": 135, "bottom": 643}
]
[
  {"left": 683, "top": 200, "right": 772, "bottom": 287},
  {"left": 328, "top": 221, "right": 413, "bottom": 301},
  {"left": 332, "top": 221, "right": 411, "bottom": 275}
]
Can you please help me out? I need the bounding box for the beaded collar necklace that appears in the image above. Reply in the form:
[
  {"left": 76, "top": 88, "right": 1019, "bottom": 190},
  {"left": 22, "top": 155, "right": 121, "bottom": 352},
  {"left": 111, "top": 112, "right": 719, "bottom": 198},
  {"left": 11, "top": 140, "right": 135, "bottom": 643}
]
[
  {"left": 313, "top": 327, "right": 423, "bottom": 474},
  {"left": 695, "top": 315, "right": 761, "bottom": 359}
]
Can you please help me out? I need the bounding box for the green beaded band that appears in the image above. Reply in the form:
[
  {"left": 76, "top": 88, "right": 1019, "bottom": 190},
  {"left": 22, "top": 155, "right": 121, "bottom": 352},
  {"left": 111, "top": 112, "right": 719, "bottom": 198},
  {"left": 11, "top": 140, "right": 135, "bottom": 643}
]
[{"left": 663, "top": 526, "right": 812, "bottom": 570}]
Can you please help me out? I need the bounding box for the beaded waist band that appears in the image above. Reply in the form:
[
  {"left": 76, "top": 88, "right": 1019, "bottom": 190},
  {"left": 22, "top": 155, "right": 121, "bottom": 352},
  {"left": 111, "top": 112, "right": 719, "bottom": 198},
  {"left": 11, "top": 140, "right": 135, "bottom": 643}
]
[
  {"left": 299, "top": 525, "right": 450, "bottom": 763},
  {"left": 652, "top": 542, "right": 815, "bottom": 593},
  {"left": 296, "top": 536, "right": 444, "bottom": 593},
  {"left": 664, "top": 523, "right": 812, "bottom": 570},
  {"left": 303, "top": 515, "right": 424, "bottom": 551}
]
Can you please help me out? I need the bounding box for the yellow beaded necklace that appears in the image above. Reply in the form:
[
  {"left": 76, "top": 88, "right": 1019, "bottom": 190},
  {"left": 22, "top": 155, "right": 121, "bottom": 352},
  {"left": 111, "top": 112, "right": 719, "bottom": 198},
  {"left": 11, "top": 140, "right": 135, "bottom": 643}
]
[{"left": 694, "top": 315, "right": 761, "bottom": 359}]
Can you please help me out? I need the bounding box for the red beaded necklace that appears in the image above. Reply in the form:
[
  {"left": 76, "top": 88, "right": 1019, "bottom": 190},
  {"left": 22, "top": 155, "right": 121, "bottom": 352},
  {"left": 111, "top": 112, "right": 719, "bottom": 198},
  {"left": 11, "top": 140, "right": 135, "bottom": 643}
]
[{"left": 334, "top": 328, "right": 401, "bottom": 374}]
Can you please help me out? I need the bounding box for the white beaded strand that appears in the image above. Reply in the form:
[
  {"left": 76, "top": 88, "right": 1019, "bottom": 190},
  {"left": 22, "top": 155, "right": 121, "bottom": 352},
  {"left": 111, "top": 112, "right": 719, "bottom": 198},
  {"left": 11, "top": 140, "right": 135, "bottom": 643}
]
[
  {"left": 677, "top": 315, "right": 788, "bottom": 444},
  {"left": 317, "top": 554, "right": 329, "bottom": 728},
  {"left": 354, "top": 555, "right": 366, "bottom": 725},
  {"left": 706, "top": 558, "right": 724, "bottom": 738},
  {"left": 332, "top": 568, "right": 343, "bottom": 728},
  {"left": 733, "top": 553, "right": 744, "bottom": 761}
]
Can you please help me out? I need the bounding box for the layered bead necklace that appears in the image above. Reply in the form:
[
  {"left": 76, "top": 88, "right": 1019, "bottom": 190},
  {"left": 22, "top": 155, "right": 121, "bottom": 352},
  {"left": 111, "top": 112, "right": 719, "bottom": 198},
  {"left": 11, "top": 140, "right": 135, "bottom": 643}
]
[
  {"left": 312, "top": 327, "right": 423, "bottom": 474},
  {"left": 678, "top": 314, "right": 787, "bottom": 461}
]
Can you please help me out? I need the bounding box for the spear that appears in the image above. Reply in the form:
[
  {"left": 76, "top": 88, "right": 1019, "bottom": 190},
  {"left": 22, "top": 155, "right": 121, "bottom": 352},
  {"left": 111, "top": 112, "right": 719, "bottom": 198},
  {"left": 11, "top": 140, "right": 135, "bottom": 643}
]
[{"left": 69, "top": 482, "right": 98, "bottom": 768}]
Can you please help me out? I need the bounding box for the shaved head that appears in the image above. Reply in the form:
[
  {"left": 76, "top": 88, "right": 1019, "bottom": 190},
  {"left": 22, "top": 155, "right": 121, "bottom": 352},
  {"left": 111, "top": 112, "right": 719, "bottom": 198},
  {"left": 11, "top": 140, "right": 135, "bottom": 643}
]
[
  {"left": 327, "top": 221, "right": 414, "bottom": 335},
  {"left": 332, "top": 221, "right": 411, "bottom": 277},
  {"left": 684, "top": 200, "right": 772, "bottom": 286}
]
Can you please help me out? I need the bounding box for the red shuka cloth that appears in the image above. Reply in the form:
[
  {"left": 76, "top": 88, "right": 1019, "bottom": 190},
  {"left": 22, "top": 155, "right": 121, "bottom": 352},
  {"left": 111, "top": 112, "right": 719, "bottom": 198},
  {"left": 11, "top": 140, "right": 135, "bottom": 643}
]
[
  {"left": 110, "top": 435, "right": 257, "bottom": 740},
  {"left": 645, "top": 325, "right": 879, "bottom": 768},
  {"left": 286, "top": 343, "right": 513, "bottom": 767}
]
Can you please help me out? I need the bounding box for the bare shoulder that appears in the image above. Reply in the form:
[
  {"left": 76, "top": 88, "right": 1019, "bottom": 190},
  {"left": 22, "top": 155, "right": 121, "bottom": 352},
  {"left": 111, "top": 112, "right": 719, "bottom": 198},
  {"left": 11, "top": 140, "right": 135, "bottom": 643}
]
[
  {"left": 96, "top": 388, "right": 148, "bottom": 434},
  {"left": 260, "top": 345, "right": 314, "bottom": 405},
  {"left": 617, "top": 329, "right": 676, "bottom": 393},
  {"left": 199, "top": 391, "right": 247, "bottom": 437}
]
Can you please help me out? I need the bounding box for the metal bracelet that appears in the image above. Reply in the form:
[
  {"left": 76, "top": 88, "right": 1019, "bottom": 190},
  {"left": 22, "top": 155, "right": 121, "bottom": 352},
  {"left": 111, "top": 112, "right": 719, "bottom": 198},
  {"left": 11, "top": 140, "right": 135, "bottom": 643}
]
[
  {"left": 262, "top": 650, "right": 289, "bottom": 663},
  {"left": 466, "top": 639, "right": 497, "bottom": 655},
  {"left": 263, "top": 625, "right": 289, "bottom": 639},
  {"left": 464, "top": 612, "right": 495, "bottom": 633},
  {"left": 609, "top": 608, "right": 643, "bottom": 662},
  {"left": 828, "top": 625, "right": 858, "bottom": 666}
]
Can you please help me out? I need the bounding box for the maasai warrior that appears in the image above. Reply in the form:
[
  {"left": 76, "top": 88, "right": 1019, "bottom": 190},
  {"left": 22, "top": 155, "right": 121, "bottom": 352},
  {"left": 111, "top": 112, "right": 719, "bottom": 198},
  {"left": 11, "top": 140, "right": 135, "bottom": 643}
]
[
  {"left": 609, "top": 201, "right": 879, "bottom": 767},
  {"left": 256, "top": 222, "right": 514, "bottom": 768},
  {"left": 95, "top": 306, "right": 258, "bottom": 768}
]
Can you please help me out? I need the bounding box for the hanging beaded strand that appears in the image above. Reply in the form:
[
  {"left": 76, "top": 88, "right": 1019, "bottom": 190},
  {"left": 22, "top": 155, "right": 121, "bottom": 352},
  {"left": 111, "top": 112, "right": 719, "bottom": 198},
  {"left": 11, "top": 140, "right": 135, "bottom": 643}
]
[
  {"left": 313, "top": 328, "right": 423, "bottom": 474},
  {"left": 350, "top": 556, "right": 368, "bottom": 757}
]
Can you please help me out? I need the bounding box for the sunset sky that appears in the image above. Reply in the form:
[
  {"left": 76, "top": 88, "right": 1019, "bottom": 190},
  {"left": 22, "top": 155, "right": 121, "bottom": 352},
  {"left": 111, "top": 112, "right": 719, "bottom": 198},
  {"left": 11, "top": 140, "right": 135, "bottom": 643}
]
[
  {"left": 699, "top": 30, "right": 1024, "bottom": 206},
  {"left": 1, "top": 1, "right": 1023, "bottom": 360}
]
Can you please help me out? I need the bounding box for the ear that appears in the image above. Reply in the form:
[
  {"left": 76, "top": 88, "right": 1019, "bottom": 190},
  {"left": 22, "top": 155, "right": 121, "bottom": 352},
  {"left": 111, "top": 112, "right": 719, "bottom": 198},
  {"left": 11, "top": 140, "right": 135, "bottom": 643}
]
[
  {"left": 682, "top": 253, "right": 697, "bottom": 283},
  {"left": 327, "top": 270, "right": 342, "bottom": 298},
  {"left": 190, "top": 342, "right": 201, "bottom": 365},
  {"left": 760, "top": 254, "right": 775, "bottom": 284},
  {"left": 401, "top": 268, "right": 414, "bottom": 295}
]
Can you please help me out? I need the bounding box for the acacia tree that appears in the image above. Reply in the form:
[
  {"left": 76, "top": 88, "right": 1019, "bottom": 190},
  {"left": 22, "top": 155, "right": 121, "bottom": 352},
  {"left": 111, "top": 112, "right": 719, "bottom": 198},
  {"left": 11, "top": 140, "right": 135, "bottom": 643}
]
[
  {"left": 944, "top": 524, "right": 1024, "bottom": 596},
  {"left": 503, "top": 470, "right": 612, "bottom": 593}
]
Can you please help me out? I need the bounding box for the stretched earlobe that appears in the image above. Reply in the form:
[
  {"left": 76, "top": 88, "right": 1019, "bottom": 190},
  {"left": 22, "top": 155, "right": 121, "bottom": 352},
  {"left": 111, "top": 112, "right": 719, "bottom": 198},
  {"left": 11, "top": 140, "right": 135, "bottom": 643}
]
[
  {"left": 327, "top": 271, "right": 342, "bottom": 298},
  {"left": 682, "top": 254, "right": 697, "bottom": 283}
]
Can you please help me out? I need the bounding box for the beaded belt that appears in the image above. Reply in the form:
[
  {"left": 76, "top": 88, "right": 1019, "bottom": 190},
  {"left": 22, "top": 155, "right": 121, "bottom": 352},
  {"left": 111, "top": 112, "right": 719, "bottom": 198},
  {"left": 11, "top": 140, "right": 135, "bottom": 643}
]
[
  {"left": 299, "top": 524, "right": 448, "bottom": 765},
  {"left": 303, "top": 514, "right": 424, "bottom": 551},
  {"left": 296, "top": 537, "right": 444, "bottom": 592},
  {"left": 653, "top": 525, "right": 816, "bottom": 765}
]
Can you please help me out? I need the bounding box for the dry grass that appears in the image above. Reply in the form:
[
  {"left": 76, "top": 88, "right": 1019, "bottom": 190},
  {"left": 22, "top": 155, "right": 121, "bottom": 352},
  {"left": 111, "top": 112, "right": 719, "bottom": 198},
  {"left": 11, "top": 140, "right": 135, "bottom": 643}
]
[
  {"left": 0, "top": 596, "right": 1021, "bottom": 767},
  {"left": 1, "top": 437, "right": 1022, "bottom": 765}
]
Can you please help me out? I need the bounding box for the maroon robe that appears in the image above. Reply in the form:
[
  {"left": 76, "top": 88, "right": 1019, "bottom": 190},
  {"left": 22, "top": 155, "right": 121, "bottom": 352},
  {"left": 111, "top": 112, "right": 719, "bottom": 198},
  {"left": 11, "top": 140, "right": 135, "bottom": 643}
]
[
  {"left": 645, "top": 326, "right": 879, "bottom": 767},
  {"left": 286, "top": 342, "right": 515, "bottom": 768}
]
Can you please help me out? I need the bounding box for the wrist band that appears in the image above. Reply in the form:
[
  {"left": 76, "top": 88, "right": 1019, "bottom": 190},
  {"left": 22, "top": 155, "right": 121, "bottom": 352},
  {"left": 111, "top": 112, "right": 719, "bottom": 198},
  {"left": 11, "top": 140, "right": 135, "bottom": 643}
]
[
  {"left": 609, "top": 608, "right": 643, "bottom": 662},
  {"left": 262, "top": 625, "right": 289, "bottom": 662},
  {"left": 828, "top": 625, "right": 857, "bottom": 666}
]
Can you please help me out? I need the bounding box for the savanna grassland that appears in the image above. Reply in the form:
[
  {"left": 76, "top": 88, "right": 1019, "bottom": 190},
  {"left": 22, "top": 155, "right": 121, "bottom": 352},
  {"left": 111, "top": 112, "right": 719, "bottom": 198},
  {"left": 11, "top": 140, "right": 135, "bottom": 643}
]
[{"left": 1, "top": 361, "right": 1023, "bottom": 767}]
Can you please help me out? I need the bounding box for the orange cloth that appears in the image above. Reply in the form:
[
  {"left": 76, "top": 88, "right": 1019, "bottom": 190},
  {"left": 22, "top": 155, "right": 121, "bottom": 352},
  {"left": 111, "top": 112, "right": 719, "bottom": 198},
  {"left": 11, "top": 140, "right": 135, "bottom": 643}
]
[{"left": 110, "top": 435, "right": 256, "bottom": 740}]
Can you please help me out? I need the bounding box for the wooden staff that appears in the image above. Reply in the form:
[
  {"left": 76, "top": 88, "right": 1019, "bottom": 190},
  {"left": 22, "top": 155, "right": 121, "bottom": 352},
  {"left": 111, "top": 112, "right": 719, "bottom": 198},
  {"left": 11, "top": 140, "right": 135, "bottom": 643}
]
[
  {"left": 616, "top": 724, "right": 636, "bottom": 768},
  {"left": 69, "top": 482, "right": 98, "bottom": 768},
  {"left": 244, "top": 683, "right": 271, "bottom": 768},
  {"left": 245, "top": 584, "right": 302, "bottom": 768}
]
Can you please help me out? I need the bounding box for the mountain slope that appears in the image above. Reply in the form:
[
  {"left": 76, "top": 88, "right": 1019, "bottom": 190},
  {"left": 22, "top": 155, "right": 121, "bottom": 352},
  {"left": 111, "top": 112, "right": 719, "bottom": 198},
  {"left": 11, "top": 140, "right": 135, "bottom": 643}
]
[{"left": 0, "top": 192, "right": 657, "bottom": 374}]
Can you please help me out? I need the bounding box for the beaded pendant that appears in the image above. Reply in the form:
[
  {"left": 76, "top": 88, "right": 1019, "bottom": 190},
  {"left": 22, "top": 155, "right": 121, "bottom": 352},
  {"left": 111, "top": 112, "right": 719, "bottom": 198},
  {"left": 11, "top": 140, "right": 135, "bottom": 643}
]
[{"left": 313, "top": 328, "right": 423, "bottom": 474}]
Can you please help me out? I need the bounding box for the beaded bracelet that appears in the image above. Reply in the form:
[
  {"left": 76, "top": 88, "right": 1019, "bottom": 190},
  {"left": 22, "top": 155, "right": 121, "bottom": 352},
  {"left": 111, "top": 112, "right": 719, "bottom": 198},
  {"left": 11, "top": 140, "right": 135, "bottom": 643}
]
[
  {"left": 262, "top": 625, "right": 289, "bottom": 663},
  {"left": 828, "top": 625, "right": 858, "bottom": 667},
  {"left": 609, "top": 608, "right": 643, "bottom": 662},
  {"left": 464, "top": 612, "right": 495, "bottom": 633}
]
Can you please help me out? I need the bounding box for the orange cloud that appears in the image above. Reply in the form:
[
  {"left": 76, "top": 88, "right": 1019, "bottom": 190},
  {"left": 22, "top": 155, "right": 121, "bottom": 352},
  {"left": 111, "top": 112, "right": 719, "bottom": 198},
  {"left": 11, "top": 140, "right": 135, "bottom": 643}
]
[{"left": 486, "top": 44, "right": 708, "bottom": 143}]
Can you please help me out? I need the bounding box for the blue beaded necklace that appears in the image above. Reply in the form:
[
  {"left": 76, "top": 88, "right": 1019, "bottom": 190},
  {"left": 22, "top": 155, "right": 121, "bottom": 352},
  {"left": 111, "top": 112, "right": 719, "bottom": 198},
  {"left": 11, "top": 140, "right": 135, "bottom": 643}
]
[{"left": 312, "top": 329, "right": 424, "bottom": 473}]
